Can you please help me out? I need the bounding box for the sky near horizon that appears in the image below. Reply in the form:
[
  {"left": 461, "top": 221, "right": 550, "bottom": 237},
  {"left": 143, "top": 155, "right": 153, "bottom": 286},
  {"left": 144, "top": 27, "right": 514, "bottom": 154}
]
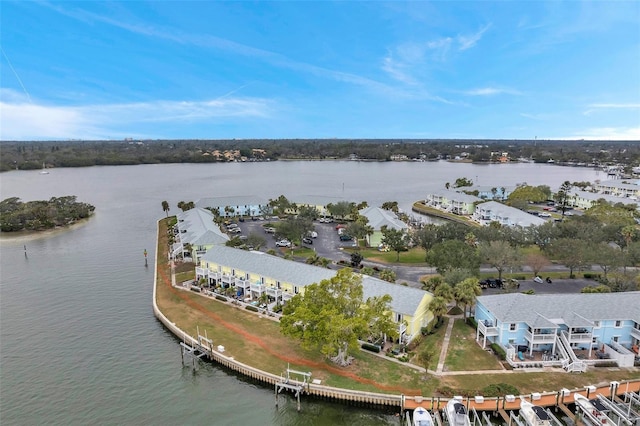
[{"left": 1, "top": 1, "right": 639, "bottom": 141}]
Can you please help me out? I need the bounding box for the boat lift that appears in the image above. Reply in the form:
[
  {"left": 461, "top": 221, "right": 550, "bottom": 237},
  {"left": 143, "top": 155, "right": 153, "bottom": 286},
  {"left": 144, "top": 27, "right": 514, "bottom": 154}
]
[
  {"left": 275, "top": 365, "right": 311, "bottom": 412},
  {"left": 596, "top": 395, "right": 637, "bottom": 426},
  {"left": 501, "top": 407, "right": 564, "bottom": 426},
  {"left": 179, "top": 327, "right": 213, "bottom": 371}
]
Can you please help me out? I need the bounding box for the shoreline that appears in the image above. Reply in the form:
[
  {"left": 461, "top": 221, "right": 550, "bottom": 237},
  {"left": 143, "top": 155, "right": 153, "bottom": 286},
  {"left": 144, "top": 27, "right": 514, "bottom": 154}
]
[
  {"left": 0, "top": 217, "right": 93, "bottom": 242},
  {"left": 152, "top": 219, "right": 640, "bottom": 414}
]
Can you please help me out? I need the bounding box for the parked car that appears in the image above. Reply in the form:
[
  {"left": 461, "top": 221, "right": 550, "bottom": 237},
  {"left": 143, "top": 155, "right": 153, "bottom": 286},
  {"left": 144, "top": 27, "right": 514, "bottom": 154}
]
[
  {"left": 226, "top": 223, "right": 239, "bottom": 229},
  {"left": 264, "top": 227, "right": 276, "bottom": 234},
  {"left": 309, "top": 231, "right": 318, "bottom": 238},
  {"left": 533, "top": 276, "right": 544, "bottom": 283},
  {"left": 302, "top": 237, "right": 313, "bottom": 245},
  {"left": 276, "top": 239, "right": 291, "bottom": 247},
  {"left": 228, "top": 227, "right": 241, "bottom": 234},
  {"left": 339, "top": 234, "right": 352, "bottom": 241}
]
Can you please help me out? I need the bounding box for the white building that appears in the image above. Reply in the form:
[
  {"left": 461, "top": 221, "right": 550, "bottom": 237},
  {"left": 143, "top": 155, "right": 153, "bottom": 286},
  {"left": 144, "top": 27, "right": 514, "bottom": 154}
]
[{"left": 472, "top": 201, "right": 547, "bottom": 228}]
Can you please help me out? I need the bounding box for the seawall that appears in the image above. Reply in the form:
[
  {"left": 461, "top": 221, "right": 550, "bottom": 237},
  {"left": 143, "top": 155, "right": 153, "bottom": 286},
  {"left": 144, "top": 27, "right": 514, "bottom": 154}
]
[{"left": 152, "top": 220, "right": 639, "bottom": 413}]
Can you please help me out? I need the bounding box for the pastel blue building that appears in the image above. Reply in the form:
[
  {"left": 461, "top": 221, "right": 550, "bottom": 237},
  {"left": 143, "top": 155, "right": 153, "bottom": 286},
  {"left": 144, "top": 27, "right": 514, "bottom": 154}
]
[{"left": 475, "top": 293, "right": 640, "bottom": 371}]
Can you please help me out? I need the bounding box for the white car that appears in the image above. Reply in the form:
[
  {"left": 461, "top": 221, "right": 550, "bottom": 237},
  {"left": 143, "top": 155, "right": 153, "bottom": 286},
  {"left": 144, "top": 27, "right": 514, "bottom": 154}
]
[
  {"left": 533, "top": 276, "right": 543, "bottom": 283},
  {"left": 310, "top": 231, "right": 318, "bottom": 238},
  {"left": 275, "top": 239, "right": 291, "bottom": 248}
]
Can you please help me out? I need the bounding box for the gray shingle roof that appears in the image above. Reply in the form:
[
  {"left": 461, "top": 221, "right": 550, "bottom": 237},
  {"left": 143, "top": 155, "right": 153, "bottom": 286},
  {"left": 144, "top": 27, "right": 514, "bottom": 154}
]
[
  {"left": 200, "top": 245, "right": 429, "bottom": 315},
  {"left": 359, "top": 207, "right": 408, "bottom": 231},
  {"left": 475, "top": 201, "right": 547, "bottom": 227},
  {"left": 176, "top": 208, "right": 229, "bottom": 246},
  {"left": 477, "top": 292, "right": 640, "bottom": 325}
]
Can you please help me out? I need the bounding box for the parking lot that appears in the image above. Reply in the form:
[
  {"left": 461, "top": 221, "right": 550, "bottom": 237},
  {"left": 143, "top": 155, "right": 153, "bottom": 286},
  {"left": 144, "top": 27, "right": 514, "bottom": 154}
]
[{"left": 230, "top": 218, "right": 356, "bottom": 261}]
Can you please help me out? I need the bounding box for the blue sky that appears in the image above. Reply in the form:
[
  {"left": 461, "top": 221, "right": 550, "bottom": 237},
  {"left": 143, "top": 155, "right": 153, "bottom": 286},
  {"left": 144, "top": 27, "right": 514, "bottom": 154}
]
[{"left": 1, "top": 1, "right": 639, "bottom": 141}]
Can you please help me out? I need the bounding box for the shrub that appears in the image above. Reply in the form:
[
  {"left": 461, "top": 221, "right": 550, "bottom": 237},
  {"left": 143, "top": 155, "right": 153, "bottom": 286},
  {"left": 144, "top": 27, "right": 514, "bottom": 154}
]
[
  {"left": 594, "top": 361, "right": 618, "bottom": 368},
  {"left": 245, "top": 305, "right": 259, "bottom": 312},
  {"left": 466, "top": 317, "right": 478, "bottom": 328},
  {"left": 490, "top": 343, "right": 506, "bottom": 360},
  {"left": 522, "top": 289, "right": 535, "bottom": 295},
  {"left": 272, "top": 303, "right": 283, "bottom": 313},
  {"left": 215, "top": 295, "right": 227, "bottom": 302},
  {"left": 481, "top": 383, "right": 520, "bottom": 397},
  {"left": 407, "top": 335, "right": 423, "bottom": 351},
  {"left": 513, "top": 275, "right": 527, "bottom": 280},
  {"left": 361, "top": 343, "right": 381, "bottom": 353},
  {"left": 583, "top": 273, "right": 601, "bottom": 280}
]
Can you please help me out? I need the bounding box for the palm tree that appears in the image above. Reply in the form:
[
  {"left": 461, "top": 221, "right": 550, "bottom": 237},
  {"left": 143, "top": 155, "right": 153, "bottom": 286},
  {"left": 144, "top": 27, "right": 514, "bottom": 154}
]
[
  {"left": 429, "top": 296, "right": 449, "bottom": 324},
  {"left": 454, "top": 278, "right": 481, "bottom": 320},
  {"left": 161, "top": 200, "right": 170, "bottom": 217}
]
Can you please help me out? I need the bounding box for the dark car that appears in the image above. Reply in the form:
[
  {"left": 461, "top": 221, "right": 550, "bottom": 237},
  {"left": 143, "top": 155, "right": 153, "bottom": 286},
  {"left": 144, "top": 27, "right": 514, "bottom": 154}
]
[
  {"left": 302, "top": 237, "right": 313, "bottom": 245},
  {"left": 339, "top": 234, "right": 352, "bottom": 241}
]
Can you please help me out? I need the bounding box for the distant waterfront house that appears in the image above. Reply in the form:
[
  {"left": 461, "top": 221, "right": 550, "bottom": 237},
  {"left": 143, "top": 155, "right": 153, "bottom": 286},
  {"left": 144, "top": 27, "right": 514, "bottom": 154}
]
[
  {"left": 475, "top": 292, "right": 640, "bottom": 369},
  {"left": 283, "top": 196, "right": 348, "bottom": 218},
  {"left": 173, "top": 208, "right": 229, "bottom": 262},
  {"left": 196, "top": 245, "right": 434, "bottom": 343},
  {"left": 472, "top": 201, "right": 546, "bottom": 227},
  {"left": 424, "top": 190, "right": 481, "bottom": 215},
  {"left": 594, "top": 179, "right": 640, "bottom": 199},
  {"left": 569, "top": 190, "right": 639, "bottom": 210},
  {"left": 463, "top": 185, "right": 515, "bottom": 201},
  {"left": 358, "top": 206, "right": 409, "bottom": 247},
  {"left": 196, "top": 196, "right": 268, "bottom": 218}
]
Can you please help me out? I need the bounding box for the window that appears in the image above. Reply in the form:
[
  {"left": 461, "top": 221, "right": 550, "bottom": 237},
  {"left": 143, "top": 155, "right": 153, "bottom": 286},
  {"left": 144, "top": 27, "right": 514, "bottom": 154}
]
[
  {"left": 246, "top": 273, "right": 250, "bottom": 280},
  {"left": 508, "top": 339, "right": 516, "bottom": 345},
  {"left": 397, "top": 313, "right": 403, "bottom": 322},
  {"left": 615, "top": 320, "right": 622, "bottom": 328},
  {"left": 593, "top": 321, "right": 600, "bottom": 328},
  {"left": 260, "top": 277, "right": 265, "bottom": 284},
  {"left": 613, "top": 336, "right": 619, "bottom": 343},
  {"left": 276, "top": 281, "right": 281, "bottom": 289},
  {"left": 510, "top": 323, "right": 517, "bottom": 331},
  {"left": 592, "top": 337, "right": 598, "bottom": 343},
  {"left": 294, "top": 286, "right": 299, "bottom": 294}
]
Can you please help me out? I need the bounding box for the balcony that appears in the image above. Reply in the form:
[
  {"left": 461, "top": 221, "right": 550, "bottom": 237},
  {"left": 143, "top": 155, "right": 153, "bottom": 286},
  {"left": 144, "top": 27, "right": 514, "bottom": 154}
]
[
  {"left": 630, "top": 327, "right": 640, "bottom": 340},
  {"left": 525, "top": 330, "right": 557, "bottom": 344},
  {"left": 235, "top": 279, "right": 250, "bottom": 290},
  {"left": 568, "top": 332, "right": 593, "bottom": 343},
  {"left": 195, "top": 267, "right": 207, "bottom": 277},
  {"left": 250, "top": 282, "right": 265, "bottom": 294},
  {"left": 266, "top": 287, "right": 282, "bottom": 298},
  {"left": 282, "top": 292, "right": 294, "bottom": 302},
  {"left": 478, "top": 320, "right": 499, "bottom": 337}
]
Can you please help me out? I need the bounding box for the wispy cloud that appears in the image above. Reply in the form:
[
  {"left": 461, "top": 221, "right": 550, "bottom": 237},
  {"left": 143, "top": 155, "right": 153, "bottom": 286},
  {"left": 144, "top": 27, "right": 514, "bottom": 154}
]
[
  {"left": 0, "top": 89, "right": 273, "bottom": 140},
  {"left": 40, "top": 2, "right": 398, "bottom": 97},
  {"left": 583, "top": 103, "right": 640, "bottom": 116},
  {"left": 557, "top": 126, "right": 640, "bottom": 141},
  {"left": 457, "top": 24, "right": 492, "bottom": 51},
  {"left": 464, "top": 87, "right": 521, "bottom": 96}
]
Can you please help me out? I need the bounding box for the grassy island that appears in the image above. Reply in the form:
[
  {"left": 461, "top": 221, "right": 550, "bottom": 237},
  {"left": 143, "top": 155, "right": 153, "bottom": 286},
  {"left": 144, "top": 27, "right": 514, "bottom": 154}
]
[{"left": 0, "top": 196, "right": 95, "bottom": 232}]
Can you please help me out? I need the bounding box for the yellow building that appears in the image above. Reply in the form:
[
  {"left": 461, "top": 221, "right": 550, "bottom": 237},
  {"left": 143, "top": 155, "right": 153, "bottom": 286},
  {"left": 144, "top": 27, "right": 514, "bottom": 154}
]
[{"left": 196, "top": 245, "right": 434, "bottom": 343}]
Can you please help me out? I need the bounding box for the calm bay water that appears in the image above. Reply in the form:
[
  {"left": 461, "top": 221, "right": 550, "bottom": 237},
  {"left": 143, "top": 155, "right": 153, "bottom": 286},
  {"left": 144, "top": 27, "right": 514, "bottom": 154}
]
[{"left": 0, "top": 161, "right": 603, "bottom": 425}]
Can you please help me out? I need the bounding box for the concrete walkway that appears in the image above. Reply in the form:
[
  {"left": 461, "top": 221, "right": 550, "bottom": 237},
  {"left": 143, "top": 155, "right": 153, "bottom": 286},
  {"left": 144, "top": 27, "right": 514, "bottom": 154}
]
[{"left": 436, "top": 316, "right": 457, "bottom": 374}]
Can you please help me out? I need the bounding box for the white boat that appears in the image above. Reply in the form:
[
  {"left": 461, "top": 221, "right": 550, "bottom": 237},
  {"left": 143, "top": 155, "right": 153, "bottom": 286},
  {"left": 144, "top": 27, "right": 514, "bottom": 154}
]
[
  {"left": 574, "top": 394, "right": 616, "bottom": 426},
  {"left": 520, "top": 400, "right": 551, "bottom": 426},
  {"left": 446, "top": 398, "right": 471, "bottom": 426},
  {"left": 40, "top": 162, "right": 49, "bottom": 174},
  {"left": 413, "top": 406, "right": 433, "bottom": 426}
]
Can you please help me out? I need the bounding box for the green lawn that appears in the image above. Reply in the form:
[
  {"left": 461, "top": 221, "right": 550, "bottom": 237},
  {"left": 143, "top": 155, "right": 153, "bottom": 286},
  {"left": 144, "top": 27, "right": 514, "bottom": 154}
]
[{"left": 443, "top": 320, "right": 502, "bottom": 371}]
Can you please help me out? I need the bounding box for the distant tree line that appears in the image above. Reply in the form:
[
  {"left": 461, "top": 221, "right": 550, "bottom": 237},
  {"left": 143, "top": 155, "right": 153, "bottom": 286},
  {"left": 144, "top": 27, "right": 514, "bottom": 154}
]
[
  {"left": 0, "top": 196, "right": 95, "bottom": 232},
  {"left": 1, "top": 139, "right": 639, "bottom": 172}
]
